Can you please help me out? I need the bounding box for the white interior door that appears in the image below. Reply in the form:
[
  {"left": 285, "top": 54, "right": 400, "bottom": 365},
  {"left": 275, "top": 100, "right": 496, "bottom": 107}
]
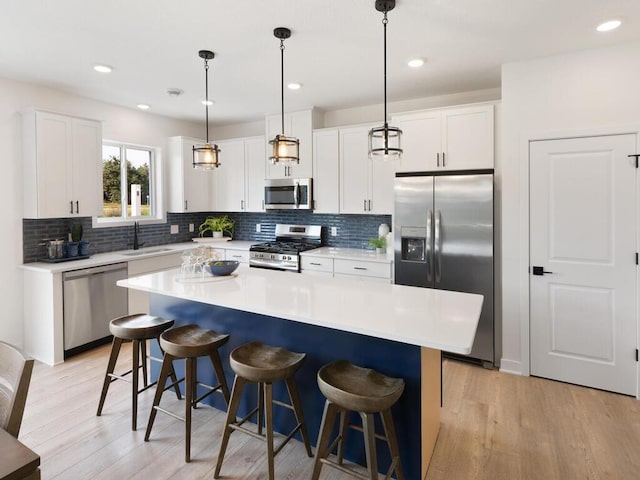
[{"left": 530, "top": 134, "right": 637, "bottom": 396}]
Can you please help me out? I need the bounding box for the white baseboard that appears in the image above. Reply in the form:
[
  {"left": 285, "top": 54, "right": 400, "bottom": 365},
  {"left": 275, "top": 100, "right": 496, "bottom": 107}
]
[{"left": 499, "top": 358, "right": 525, "bottom": 376}]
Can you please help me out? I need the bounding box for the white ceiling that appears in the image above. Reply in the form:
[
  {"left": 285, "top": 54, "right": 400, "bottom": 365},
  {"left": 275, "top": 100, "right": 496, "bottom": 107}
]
[{"left": 2, "top": 0, "right": 640, "bottom": 125}]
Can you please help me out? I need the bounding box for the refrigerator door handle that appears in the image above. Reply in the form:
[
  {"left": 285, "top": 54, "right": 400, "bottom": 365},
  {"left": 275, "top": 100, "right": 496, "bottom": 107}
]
[
  {"left": 434, "top": 209, "right": 442, "bottom": 283},
  {"left": 427, "top": 209, "right": 433, "bottom": 282}
]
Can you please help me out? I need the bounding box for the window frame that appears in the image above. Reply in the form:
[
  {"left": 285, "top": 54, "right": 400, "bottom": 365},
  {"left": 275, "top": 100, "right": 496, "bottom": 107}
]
[{"left": 93, "top": 140, "right": 165, "bottom": 228}]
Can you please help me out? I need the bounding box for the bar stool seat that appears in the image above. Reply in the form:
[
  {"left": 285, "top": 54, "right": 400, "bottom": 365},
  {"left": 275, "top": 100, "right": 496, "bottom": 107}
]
[
  {"left": 214, "top": 341, "right": 312, "bottom": 480},
  {"left": 144, "top": 324, "right": 230, "bottom": 462},
  {"left": 97, "top": 314, "right": 181, "bottom": 431},
  {"left": 312, "top": 360, "right": 405, "bottom": 480}
]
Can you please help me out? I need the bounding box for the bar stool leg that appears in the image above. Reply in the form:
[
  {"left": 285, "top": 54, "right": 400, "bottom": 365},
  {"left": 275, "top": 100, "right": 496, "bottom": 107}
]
[
  {"left": 132, "top": 339, "right": 140, "bottom": 430},
  {"left": 311, "top": 400, "right": 341, "bottom": 480},
  {"left": 214, "top": 375, "right": 247, "bottom": 479},
  {"left": 97, "top": 336, "right": 123, "bottom": 416},
  {"left": 337, "top": 409, "right": 349, "bottom": 465},
  {"left": 157, "top": 338, "right": 182, "bottom": 400},
  {"left": 185, "top": 357, "right": 194, "bottom": 462},
  {"left": 285, "top": 377, "right": 312, "bottom": 457},
  {"left": 141, "top": 339, "right": 149, "bottom": 388},
  {"left": 144, "top": 353, "right": 175, "bottom": 442},
  {"left": 256, "top": 382, "right": 264, "bottom": 435},
  {"left": 381, "top": 408, "right": 404, "bottom": 480},
  {"left": 208, "top": 351, "right": 230, "bottom": 405},
  {"left": 361, "top": 412, "right": 378, "bottom": 480},
  {"left": 264, "top": 382, "right": 275, "bottom": 480}
]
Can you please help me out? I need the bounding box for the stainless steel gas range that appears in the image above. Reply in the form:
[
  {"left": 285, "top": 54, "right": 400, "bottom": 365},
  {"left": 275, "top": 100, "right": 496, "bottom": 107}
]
[{"left": 249, "top": 224, "right": 322, "bottom": 272}]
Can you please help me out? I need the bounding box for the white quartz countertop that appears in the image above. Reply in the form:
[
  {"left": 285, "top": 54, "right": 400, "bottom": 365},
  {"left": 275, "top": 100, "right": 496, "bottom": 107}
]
[
  {"left": 20, "top": 240, "right": 256, "bottom": 273},
  {"left": 117, "top": 264, "right": 483, "bottom": 354},
  {"left": 301, "top": 246, "right": 393, "bottom": 263}
]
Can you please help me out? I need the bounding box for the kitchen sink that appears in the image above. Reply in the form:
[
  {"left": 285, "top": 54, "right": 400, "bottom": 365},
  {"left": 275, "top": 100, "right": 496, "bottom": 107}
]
[{"left": 120, "top": 248, "right": 173, "bottom": 256}]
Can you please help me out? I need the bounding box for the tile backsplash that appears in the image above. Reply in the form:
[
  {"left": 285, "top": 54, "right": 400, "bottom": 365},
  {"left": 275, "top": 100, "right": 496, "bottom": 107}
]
[{"left": 23, "top": 211, "right": 392, "bottom": 263}]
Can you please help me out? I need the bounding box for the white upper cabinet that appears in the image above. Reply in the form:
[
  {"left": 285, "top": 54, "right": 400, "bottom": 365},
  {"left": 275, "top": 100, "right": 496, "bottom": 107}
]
[
  {"left": 265, "top": 108, "right": 320, "bottom": 179},
  {"left": 312, "top": 129, "right": 340, "bottom": 213},
  {"left": 339, "top": 125, "right": 393, "bottom": 215},
  {"left": 213, "top": 139, "right": 246, "bottom": 212},
  {"left": 167, "top": 136, "right": 212, "bottom": 213},
  {"left": 213, "top": 136, "right": 266, "bottom": 213},
  {"left": 23, "top": 110, "right": 102, "bottom": 218},
  {"left": 244, "top": 136, "right": 266, "bottom": 212},
  {"left": 393, "top": 103, "right": 494, "bottom": 172}
]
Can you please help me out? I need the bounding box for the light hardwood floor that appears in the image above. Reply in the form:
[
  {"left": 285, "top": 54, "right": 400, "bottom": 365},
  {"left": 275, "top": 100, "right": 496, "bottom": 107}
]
[{"left": 18, "top": 343, "right": 640, "bottom": 479}]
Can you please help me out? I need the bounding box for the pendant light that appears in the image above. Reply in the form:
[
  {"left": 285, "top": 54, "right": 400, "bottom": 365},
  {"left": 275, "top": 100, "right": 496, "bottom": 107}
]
[
  {"left": 193, "top": 50, "right": 221, "bottom": 169},
  {"left": 368, "top": 0, "right": 402, "bottom": 160},
  {"left": 269, "top": 27, "right": 300, "bottom": 165}
]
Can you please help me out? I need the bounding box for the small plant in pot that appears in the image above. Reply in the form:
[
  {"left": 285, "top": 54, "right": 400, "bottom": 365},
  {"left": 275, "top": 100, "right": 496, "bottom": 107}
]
[
  {"left": 368, "top": 235, "right": 387, "bottom": 253},
  {"left": 199, "top": 215, "right": 235, "bottom": 239}
]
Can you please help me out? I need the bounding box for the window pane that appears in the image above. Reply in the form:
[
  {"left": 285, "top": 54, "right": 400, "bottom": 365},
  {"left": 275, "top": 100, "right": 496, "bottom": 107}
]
[
  {"left": 126, "top": 148, "right": 152, "bottom": 217},
  {"left": 102, "top": 145, "right": 122, "bottom": 218}
]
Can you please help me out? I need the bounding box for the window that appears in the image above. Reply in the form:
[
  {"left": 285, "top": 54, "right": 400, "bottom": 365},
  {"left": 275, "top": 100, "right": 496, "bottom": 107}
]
[{"left": 100, "top": 141, "right": 159, "bottom": 222}]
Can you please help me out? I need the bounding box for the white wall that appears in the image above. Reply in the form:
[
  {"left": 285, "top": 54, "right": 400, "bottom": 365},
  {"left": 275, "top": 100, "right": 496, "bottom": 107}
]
[
  {"left": 0, "top": 76, "right": 202, "bottom": 349},
  {"left": 500, "top": 41, "right": 640, "bottom": 374}
]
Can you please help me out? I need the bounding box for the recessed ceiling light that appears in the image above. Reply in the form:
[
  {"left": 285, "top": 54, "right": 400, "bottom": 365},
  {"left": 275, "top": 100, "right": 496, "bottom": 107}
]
[
  {"left": 202, "top": 100, "right": 214, "bottom": 106},
  {"left": 408, "top": 58, "right": 424, "bottom": 68},
  {"left": 597, "top": 19, "right": 621, "bottom": 32},
  {"left": 287, "top": 82, "right": 302, "bottom": 90},
  {"left": 137, "top": 104, "right": 150, "bottom": 110},
  {"left": 93, "top": 64, "right": 113, "bottom": 73}
]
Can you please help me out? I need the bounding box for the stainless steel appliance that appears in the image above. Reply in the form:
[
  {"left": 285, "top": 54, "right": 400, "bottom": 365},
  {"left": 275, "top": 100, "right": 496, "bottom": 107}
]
[
  {"left": 63, "top": 262, "right": 129, "bottom": 357},
  {"left": 264, "top": 178, "right": 313, "bottom": 210},
  {"left": 250, "top": 224, "right": 322, "bottom": 271},
  {"left": 394, "top": 171, "right": 494, "bottom": 366}
]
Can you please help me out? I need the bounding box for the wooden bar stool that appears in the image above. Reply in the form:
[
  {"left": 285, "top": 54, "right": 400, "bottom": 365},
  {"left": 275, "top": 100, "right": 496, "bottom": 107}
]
[
  {"left": 96, "top": 313, "right": 181, "bottom": 430},
  {"left": 312, "top": 360, "right": 405, "bottom": 480},
  {"left": 214, "top": 341, "right": 312, "bottom": 480},
  {"left": 144, "top": 324, "right": 230, "bottom": 462}
]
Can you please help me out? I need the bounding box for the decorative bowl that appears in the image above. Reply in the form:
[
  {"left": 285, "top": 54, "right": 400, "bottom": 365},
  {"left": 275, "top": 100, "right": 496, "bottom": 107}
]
[{"left": 204, "top": 260, "right": 239, "bottom": 276}]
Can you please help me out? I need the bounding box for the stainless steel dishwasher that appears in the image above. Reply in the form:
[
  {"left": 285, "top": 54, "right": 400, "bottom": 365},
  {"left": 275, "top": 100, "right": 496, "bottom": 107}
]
[{"left": 63, "top": 262, "right": 129, "bottom": 357}]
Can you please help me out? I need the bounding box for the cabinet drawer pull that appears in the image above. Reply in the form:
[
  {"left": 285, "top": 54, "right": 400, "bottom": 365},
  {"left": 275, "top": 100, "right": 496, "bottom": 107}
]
[
  {"left": 363, "top": 199, "right": 367, "bottom": 212},
  {"left": 70, "top": 201, "right": 73, "bottom": 214},
  {"left": 437, "top": 152, "right": 440, "bottom": 167},
  {"left": 231, "top": 255, "right": 242, "bottom": 258},
  {"left": 76, "top": 200, "right": 79, "bottom": 214},
  {"left": 185, "top": 200, "right": 188, "bottom": 210},
  {"left": 368, "top": 199, "right": 371, "bottom": 211},
  {"left": 442, "top": 152, "right": 446, "bottom": 167},
  {"left": 310, "top": 262, "right": 322, "bottom": 266},
  {"left": 354, "top": 266, "right": 367, "bottom": 271}
]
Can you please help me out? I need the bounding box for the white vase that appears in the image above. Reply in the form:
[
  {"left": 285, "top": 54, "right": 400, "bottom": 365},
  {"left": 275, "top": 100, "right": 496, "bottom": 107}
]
[{"left": 212, "top": 231, "right": 223, "bottom": 239}]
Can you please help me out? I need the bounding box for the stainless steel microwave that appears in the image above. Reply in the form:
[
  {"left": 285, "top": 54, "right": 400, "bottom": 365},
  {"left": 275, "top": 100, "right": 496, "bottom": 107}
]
[{"left": 264, "top": 178, "right": 313, "bottom": 210}]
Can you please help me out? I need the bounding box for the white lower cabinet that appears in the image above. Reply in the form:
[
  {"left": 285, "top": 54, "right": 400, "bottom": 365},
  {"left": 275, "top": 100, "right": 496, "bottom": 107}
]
[
  {"left": 333, "top": 258, "right": 392, "bottom": 281},
  {"left": 127, "top": 253, "right": 183, "bottom": 313},
  {"left": 300, "top": 250, "right": 392, "bottom": 283},
  {"left": 224, "top": 249, "right": 250, "bottom": 263},
  {"left": 301, "top": 256, "right": 334, "bottom": 276}
]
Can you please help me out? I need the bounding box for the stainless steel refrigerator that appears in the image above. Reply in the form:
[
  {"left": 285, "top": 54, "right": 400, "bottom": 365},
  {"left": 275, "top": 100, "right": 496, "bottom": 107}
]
[{"left": 394, "top": 171, "right": 494, "bottom": 366}]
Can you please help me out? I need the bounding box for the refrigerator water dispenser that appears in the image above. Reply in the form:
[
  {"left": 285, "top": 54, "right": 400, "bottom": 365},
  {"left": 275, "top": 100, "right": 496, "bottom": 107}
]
[{"left": 400, "top": 226, "right": 427, "bottom": 262}]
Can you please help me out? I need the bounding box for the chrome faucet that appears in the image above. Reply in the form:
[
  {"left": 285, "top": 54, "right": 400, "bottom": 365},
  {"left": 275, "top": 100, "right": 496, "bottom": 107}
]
[{"left": 133, "top": 221, "right": 144, "bottom": 250}]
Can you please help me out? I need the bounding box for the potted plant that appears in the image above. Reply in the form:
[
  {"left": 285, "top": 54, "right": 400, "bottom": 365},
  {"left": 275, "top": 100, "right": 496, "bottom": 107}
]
[
  {"left": 368, "top": 235, "right": 387, "bottom": 254},
  {"left": 199, "top": 215, "right": 235, "bottom": 239}
]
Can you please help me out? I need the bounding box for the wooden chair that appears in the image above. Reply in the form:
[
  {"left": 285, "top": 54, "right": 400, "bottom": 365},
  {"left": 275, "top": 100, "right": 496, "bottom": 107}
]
[
  {"left": 312, "top": 360, "right": 405, "bottom": 480},
  {"left": 214, "top": 341, "right": 312, "bottom": 480},
  {"left": 144, "top": 324, "right": 231, "bottom": 462},
  {"left": 0, "top": 341, "right": 35, "bottom": 438}
]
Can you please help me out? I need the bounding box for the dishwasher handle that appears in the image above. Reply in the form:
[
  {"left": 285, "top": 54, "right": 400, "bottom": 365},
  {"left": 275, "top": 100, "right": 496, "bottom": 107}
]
[{"left": 63, "top": 262, "right": 128, "bottom": 280}]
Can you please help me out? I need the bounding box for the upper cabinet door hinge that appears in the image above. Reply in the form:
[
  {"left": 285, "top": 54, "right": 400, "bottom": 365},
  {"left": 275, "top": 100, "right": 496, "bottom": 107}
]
[{"left": 628, "top": 154, "right": 639, "bottom": 168}]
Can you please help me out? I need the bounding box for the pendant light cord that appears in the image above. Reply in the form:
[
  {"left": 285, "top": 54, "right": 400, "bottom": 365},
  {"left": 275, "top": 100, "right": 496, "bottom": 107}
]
[
  {"left": 383, "top": 12, "right": 389, "bottom": 128},
  {"left": 204, "top": 58, "right": 210, "bottom": 143},
  {"left": 280, "top": 39, "right": 285, "bottom": 135}
]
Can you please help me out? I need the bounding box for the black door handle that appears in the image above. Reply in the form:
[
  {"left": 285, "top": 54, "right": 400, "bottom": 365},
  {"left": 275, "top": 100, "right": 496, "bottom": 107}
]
[{"left": 532, "top": 266, "right": 553, "bottom": 276}]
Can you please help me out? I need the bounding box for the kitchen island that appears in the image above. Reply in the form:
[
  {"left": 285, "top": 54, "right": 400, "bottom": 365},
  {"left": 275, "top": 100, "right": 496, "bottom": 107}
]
[{"left": 118, "top": 264, "right": 483, "bottom": 479}]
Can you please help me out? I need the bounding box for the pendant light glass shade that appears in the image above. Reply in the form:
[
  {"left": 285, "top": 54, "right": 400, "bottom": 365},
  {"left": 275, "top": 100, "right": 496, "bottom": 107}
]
[
  {"left": 269, "top": 27, "right": 300, "bottom": 165},
  {"left": 193, "top": 50, "right": 221, "bottom": 170},
  {"left": 368, "top": 0, "right": 402, "bottom": 161}
]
